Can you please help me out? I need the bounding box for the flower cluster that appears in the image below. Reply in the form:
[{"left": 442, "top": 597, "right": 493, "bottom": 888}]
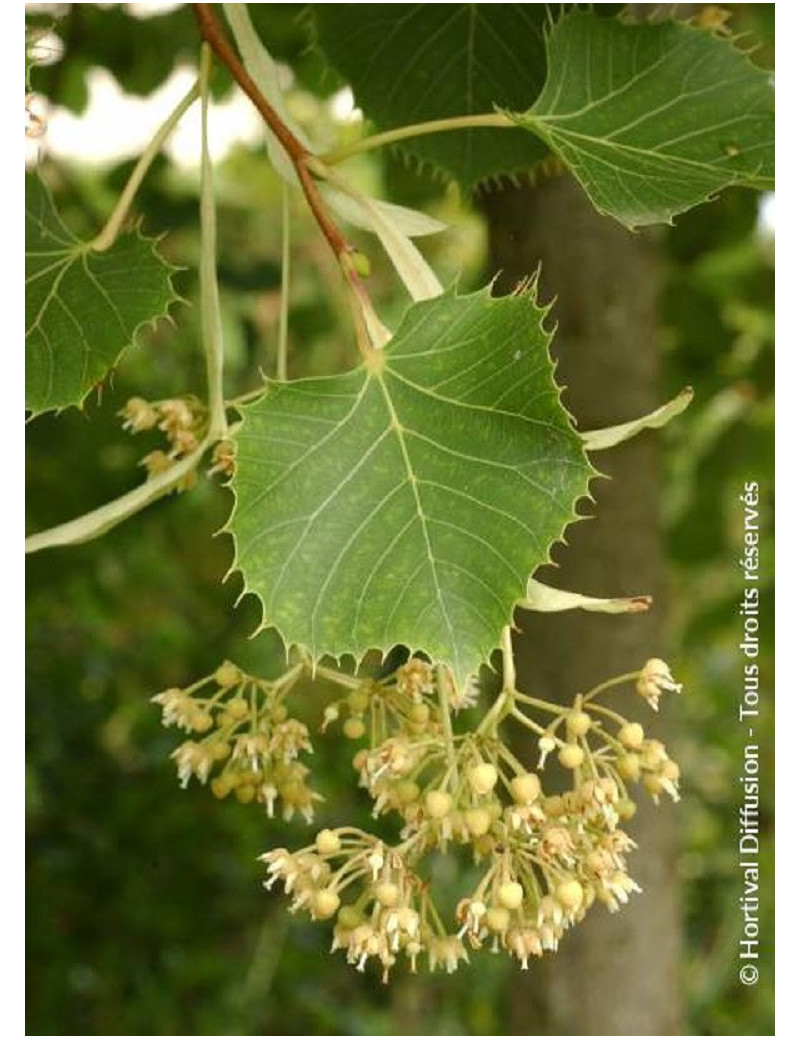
[
  {"left": 119, "top": 396, "right": 207, "bottom": 491},
  {"left": 152, "top": 659, "right": 322, "bottom": 821},
  {"left": 262, "top": 832, "right": 468, "bottom": 981},
  {"left": 259, "top": 655, "right": 682, "bottom": 978},
  {"left": 157, "top": 652, "right": 683, "bottom": 980}
]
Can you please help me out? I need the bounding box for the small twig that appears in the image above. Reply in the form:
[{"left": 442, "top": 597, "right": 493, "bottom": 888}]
[
  {"left": 277, "top": 181, "right": 290, "bottom": 381},
  {"left": 191, "top": 3, "right": 348, "bottom": 264}
]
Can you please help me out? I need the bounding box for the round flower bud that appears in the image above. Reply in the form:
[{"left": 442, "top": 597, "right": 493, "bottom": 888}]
[
  {"left": 394, "top": 779, "right": 420, "bottom": 805},
  {"left": 190, "top": 709, "right": 214, "bottom": 733},
  {"left": 409, "top": 702, "right": 431, "bottom": 724},
  {"left": 556, "top": 879, "right": 584, "bottom": 910},
  {"left": 374, "top": 882, "right": 400, "bottom": 908},
  {"left": 225, "top": 697, "right": 249, "bottom": 720},
  {"left": 235, "top": 783, "right": 256, "bottom": 804},
  {"left": 616, "top": 752, "right": 641, "bottom": 781},
  {"left": 215, "top": 662, "right": 241, "bottom": 688},
  {"left": 586, "top": 849, "right": 613, "bottom": 876},
  {"left": 269, "top": 704, "right": 288, "bottom": 723},
  {"left": 337, "top": 905, "right": 362, "bottom": 930},
  {"left": 640, "top": 740, "right": 667, "bottom": 770},
  {"left": 468, "top": 762, "right": 499, "bottom": 795},
  {"left": 486, "top": 906, "right": 511, "bottom": 933},
  {"left": 566, "top": 710, "right": 592, "bottom": 737},
  {"left": 347, "top": 689, "right": 370, "bottom": 714},
  {"left": 343, "top": 717, "right": 366, "bottom": 740},
  {"left": 644, "top": 774, "right": 663, "bottom": 797},
  {"left": 211, "top": 776, "right": 233, "bottom": 799},
  {"left": 209, "top": 739, "right": 231, "bottom": 762},
  {"left": 312, "top": 888, "right": 341, "bottom": 920},
  {"left": 618, "top": 797, "right": 637, "bottom": 821},
  {"left": 497, "top": 881, "right": 524, "bottom": 911},
  {"left": 618, "top": 722, "right": 645, "bottom": 749},
  {"left": 464, "top": 807, "right": 492, "bottom": 837},
  {"left": 425, "top": 790, "right": 453, "bottom": 820},
  {"left": 558, "top": 744, "right": 585, "bottom": 769},
  {"left": 544, "top": 795, "right": 565, "bottom": 817},
  {"left": 315, "top": 829, "right": 341, "bottom": 856},
  {"left": 510, "top": 773, "right": 541, "bottom": 804}
]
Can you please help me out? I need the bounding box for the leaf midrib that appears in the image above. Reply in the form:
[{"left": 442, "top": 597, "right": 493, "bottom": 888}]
[{"left": 374, "top": 370, "right": 460, "bottom": 671}]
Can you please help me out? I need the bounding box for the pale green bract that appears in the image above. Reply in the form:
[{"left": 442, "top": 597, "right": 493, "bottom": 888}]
[
  {"left": 26, "top": 173, "right": 177, "bottom": 416},
  {"left": 514, "top": 10, "right": 774, "bottom": 227},
  {"left": 227, "top": 288, "right": 594, "bottom": 686}
]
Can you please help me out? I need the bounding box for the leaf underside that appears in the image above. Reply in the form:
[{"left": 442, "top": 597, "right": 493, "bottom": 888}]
[
  {"left": 25, "top": 173, "right": 177, "bottom": 417},
  {"left": 312, "top": 4, "right": 554, "bottom": 190},
  {"left": 227, "top": 288, "right": 594, "bottom": 685},
  {"left": 515, "top": 10, "right": 775, "bottom": 227}
]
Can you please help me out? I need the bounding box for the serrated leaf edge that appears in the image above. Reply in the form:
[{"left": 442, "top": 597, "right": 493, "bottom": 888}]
[{"left": 219, "top": 284, "right": 600, "bottom": 683}]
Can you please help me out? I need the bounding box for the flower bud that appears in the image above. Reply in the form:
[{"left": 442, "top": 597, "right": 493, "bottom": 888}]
[
  {"left": 558, "top": 744, "right": 585, "bottom": 769},
  {"left": 337, "top": 905, "right": 362, "bottom": 930},
  {"left": 425, "top": 790, "right": 453, "bottom": 819},
  {"left": 394, "top": 779, "right": 420, "bottom": 805},
  {"left": 618, "top": 797, "right": 637, "bottom": 821},
  {"left": 497, "top": 881, "right": 524, "bottom": 911},
  {"left": 312, "top": 888, "right": 341, "bottom": 920},
  {"left": 315, "top": 829, "right": 341, "bottom": 856},
  {"left": 468, "top": 762, "right": 498, "bottom": 795},
  {"left": 464, "top": 807, "right": 492, "bottom": 837},
  {"left": 616, "top": 752, "right": 641, "bottom": 781},
  {"left": 566, "top": 710, "right": 592, "bottom": 737},
  {"left": 618, "top": 722, "right": 645, "bottom": 749},
  {"left": 189, "top": 709, "right": 214, "bottom": 733},
  {"left": 409, "top": 702, "right": 430, "bottom": 724},
  {"left": 556, "top": 879, "right": 584, "bottom": 910},
  {"left": 215, "top": 662, "right": 241, "bottom": 688},
  {"left": 374, "top": 882, "right": 400, "bottom": 908},
  {"left": 211, "top": 775, "right": 233, "bottom": 799},
  {"left": 486, "top": 907, "right": 511, "bottom": 933},
  {"left": 226, "top": 696, "right": 249, "bottom": 720},
  {"left": 510, "top": 773, "right": 541, "bottom": 803},
  {"left": 347, "top": 689, "right": 370, "bottom": 714},
  {"left": 235, "top": 783, "right": 256, "bottom": 803},
  {"left": 343, "top": 717, "right": 366, "bottom": 740}
]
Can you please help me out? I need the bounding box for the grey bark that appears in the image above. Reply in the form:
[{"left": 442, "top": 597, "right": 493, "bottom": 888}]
[{"left": 483, "top": 175, "right": 683, "bottom": 1035}]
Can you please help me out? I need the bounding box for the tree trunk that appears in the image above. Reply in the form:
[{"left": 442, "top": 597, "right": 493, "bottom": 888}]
[{"left": 483, "top": 174, "right": 683, "bottom": 1035}]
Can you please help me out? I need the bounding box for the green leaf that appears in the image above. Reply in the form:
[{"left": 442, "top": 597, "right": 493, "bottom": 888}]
[
  {"left": 25, "top": 174, "right": 177, "bottom": 417},
  {"left": 227, "top": 287, "right": 593, "bottom": 685},
  {"left": 311, "top": 4, "right": 554, "bottom": 190},
  {"left": 513, "top": 10, "right": 774, "bottom": 227}
]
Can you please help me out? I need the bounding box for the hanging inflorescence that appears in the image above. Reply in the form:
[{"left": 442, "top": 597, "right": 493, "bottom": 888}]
[{"left": 153, "top": 653, "right": 682, "bottom": 979}]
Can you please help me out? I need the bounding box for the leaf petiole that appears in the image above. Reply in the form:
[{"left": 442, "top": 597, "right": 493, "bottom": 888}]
[{"left": 321, "top": 112, "right": 514, "bottom": 166}]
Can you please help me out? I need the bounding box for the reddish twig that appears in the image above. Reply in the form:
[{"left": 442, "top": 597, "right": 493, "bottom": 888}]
[{"left": 191, "top": 3, "right": 348, "bottom": 263}]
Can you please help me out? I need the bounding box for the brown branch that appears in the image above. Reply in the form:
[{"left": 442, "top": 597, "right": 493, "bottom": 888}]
[{"left": 191, "top": 3, "right": 348, "bottom": 263}]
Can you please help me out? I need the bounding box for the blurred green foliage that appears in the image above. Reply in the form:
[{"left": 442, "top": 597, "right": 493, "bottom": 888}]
[{"left": 26, "top": 4, "right": 773, "bottom": 1034}]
